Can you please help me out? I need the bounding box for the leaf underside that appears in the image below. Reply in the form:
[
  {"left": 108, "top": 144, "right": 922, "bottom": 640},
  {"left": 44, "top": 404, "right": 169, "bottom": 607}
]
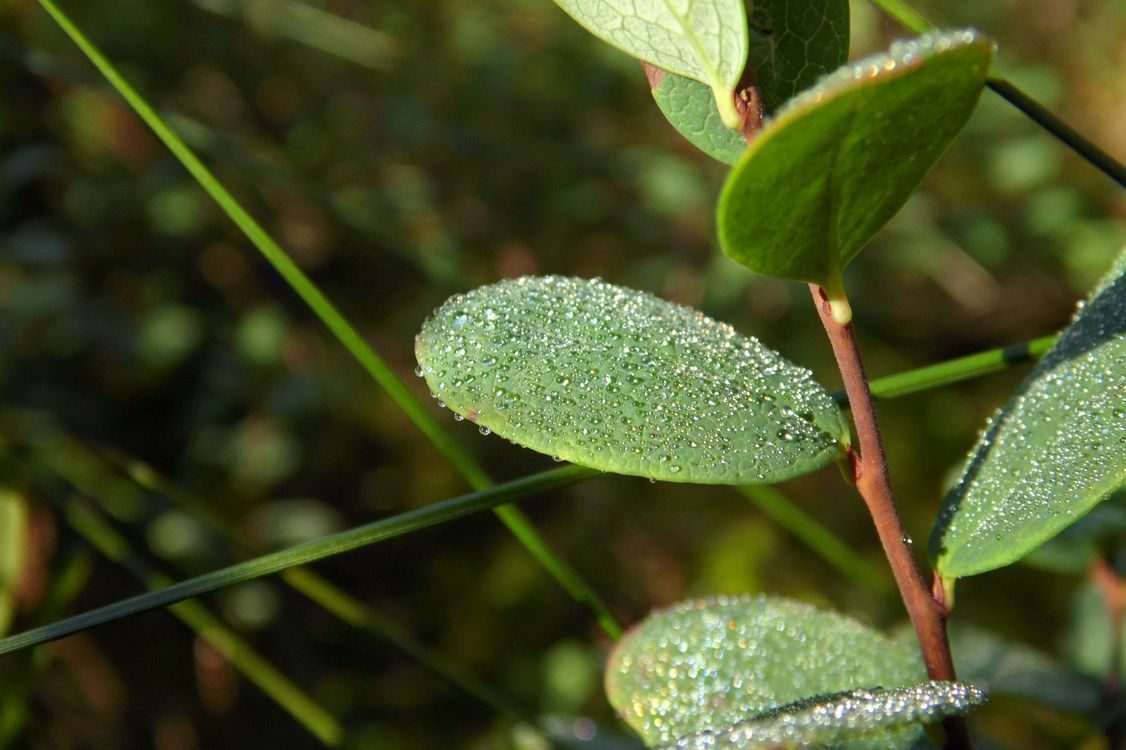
[
  {"left": 415, "top": 277, "right": 848, "bottom": 484},
  {"left": 605, "top": 595, "right": 974, "bottom": 749},
  {"left": 717, "top": 29, "right": 994, "bottom": 287},
  {"left": 554, "top": 0, "right": 748, "bottom": 125},
  {"left": 932, "top": 248, "right": 1126, "bottom": 579},
  {"left": 651, "top": 0, "right": 849, "bottom": 165}
]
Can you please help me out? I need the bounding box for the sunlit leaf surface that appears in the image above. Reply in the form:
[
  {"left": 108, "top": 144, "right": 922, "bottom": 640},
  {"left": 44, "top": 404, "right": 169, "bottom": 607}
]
[
  {"left": 554, "top": 0, "right": 748, "bottom": 126},
  {"left": 415, "top": 276, "right": 848, "bottom": 484},
  {"left": 717, "top": 30, "right": 993, "bottom": 288}
]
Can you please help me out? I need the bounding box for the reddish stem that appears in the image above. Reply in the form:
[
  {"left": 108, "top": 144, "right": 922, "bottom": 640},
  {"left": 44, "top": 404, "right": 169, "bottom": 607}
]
[{"left": 809, "top": 284, "right": 971, "bottom": 750}]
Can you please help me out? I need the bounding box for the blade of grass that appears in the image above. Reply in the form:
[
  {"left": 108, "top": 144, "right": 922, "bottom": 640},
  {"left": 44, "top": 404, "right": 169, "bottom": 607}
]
[
  {"left": 0, "top": 488, "right": 28, "bottom": 637},
  {"left": 35, "top": 0, "right": 622, "bottom": 640},
  {"left": 192, "top": 0, "right": 400, "bottom": 71},
  {"left": 0, "top": 464, "right": 596, "bottom": 657},
  {"left": 985, "top": 77, "right": 1126, "bottom": 189},
  {"left": 33, "top": 429, "right": 538, "bottom": 725},
  {"left": 867, "top": 0, "right": 1126, "bottom": 189},
  {"left": 63, "top": 498, "right": 343, "bottom": 747},
  {"left": 738, "top": 485, "right": 892, "bottom": 594},
  {"left": 0, "top": 551, "right": 92, "bottom": 746},
  {"left": 833, "top": 334, "right": 1057, "bottom": 405}
]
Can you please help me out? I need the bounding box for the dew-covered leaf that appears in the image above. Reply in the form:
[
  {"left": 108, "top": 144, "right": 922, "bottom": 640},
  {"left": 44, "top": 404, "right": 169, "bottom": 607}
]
[
  {"left": 605, "top": 595, "right": 929, "bottom": 748},
  {"left": 554, "top": 0, "right": 748, "bottom": 127},
  {"left": 931, "top": 249, "right": 1126, "bottom": 578},
  {"left": 415, "top": 277, "right": 848, "bottom": 484},
  {"left": 649, "top": 0, "right": 849, "bottom": 165},
  {"left": 717, "top": 30, "right": 993, "bottom": 289},
  {"left": 665, "top": 682, "right": 984, "bottom": 750}
]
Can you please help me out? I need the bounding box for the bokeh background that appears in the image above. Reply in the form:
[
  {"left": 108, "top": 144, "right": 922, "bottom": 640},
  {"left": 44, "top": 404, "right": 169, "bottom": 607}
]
[{"left": 2, "top": 0, "right": 1125, "bottom": 747}]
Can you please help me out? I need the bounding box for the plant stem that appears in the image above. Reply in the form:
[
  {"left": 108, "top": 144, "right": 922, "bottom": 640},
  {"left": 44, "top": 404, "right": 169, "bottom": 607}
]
[{"left": 809, "top": 284, "right": 970, "bottom": 750}]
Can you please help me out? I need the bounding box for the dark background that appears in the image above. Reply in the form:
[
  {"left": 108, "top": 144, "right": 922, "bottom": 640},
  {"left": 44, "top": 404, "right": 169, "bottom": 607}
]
[{"left": 2, "top": 0, "right": 1125, "bottom": 747}]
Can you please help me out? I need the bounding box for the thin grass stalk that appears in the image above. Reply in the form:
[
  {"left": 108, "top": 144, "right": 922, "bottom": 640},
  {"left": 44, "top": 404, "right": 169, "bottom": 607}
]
[{"left": 33, "top": 0, "right": 622, "bottom": 640}]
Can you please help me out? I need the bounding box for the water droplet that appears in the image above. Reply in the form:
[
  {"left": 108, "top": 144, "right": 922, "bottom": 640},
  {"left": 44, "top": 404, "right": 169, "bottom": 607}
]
[
  {"left": 479, "top": 426, "right": 491, "bottom": 436},
  {"left": 453, "top": 413, "right": 463, "bottom": 422}
]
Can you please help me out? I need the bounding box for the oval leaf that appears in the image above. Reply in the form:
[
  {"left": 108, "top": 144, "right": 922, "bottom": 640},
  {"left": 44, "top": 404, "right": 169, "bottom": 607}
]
[
  {"left": 415, "top": 277, "right": 848, "bottom": 484},
  {"left": 554, "top": 0, "right": 748, "bottom": 127},
  {"left": 649, "top": 0, "right": 849, "bottom": 165},
  {"left": 931, "top": 248, "right": 1126, "bottom": 578},
  {"left": 667, "top": 682, "right": 985, "bottom": 750},
  {"left": 605, "top": 595, "right": 928, "bottom": 748},
  {"left": 650, "top": 69, "right": 748, "bottom": 165},
  {"left": 717, "top": 30, "right": 994, "bottom": 288}
]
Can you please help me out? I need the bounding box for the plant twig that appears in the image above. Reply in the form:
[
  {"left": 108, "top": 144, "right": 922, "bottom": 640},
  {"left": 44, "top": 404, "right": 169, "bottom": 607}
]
[{"left": 810, "top": 284, "right": 970, "bottom": 750}]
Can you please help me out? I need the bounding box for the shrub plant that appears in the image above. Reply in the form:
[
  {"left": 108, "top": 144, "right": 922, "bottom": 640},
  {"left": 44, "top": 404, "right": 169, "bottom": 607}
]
[{"left": 2, "top": 0, "right": 1125, "bottom": 749}]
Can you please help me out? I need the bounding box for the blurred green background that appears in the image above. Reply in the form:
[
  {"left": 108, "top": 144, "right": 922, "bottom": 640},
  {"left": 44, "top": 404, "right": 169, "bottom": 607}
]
[{"left": 1, "top": 0, "right": 1125, "bottom": 747}]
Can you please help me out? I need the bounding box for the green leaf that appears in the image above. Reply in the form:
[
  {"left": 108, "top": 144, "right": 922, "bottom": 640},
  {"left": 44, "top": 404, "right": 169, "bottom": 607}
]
[
  {"left": 415, "top": 276, "right": 849, "bottom": 484},
  {"left": 649, "top": 1, "right": 849, "bottom": 165},
  {"left": 717, "top": 30, "right": 993, "bottom": 292},
  {"left": 554, "top": 0, "right": 749, "bottom": 127},
  {"left": 1021, "top": 492, "right": 1126, "bottom": 574},
  {"left": 604, "top": 595, "right": 943, "bottom": 749},
  {"left": 651, "top": 71, "right": 748, "bottom": 165},
  {"left": 931, "top": 248, "right": 1126, "bottom": 578},
  {"left": 748, "top": 0, "right": 850, "bottom": 114}
]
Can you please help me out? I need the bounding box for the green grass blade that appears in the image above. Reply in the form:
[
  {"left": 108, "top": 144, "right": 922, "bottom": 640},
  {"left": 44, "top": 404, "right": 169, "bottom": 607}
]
[
  {"left": 64, "top": 501, "right": 343, "bottom": 746},
  {"left": 867, "top": 0, "right": 1126, "bottom": 189},
  {"left": 0, "top": 464, "right": 597, "bottom": 657},
  {"left": 856, "top": 335, "right": 1058, "bottom": 402},
  {"left": 35, "top": 0, "right": 622, "bottom": 639},
  {"left": 986, "top": 77, "right": 1126, "bottom": 190},
  {"left": 738, "top": 485, "right": 891, "bottom": 593},
  {"left": 0, "top": 489, "right": 28, "bottom": 637},
  {"left": 85, "top": 442, "right": 543, "bottom": 722},
  {"left": 193, "top": 0, "right": 400, "bottom": 71}
]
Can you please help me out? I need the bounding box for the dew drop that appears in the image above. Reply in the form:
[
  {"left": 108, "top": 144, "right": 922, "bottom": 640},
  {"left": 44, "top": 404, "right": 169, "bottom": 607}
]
[{"left": 479, "top": 426, "right": 491, "bottom": 436}]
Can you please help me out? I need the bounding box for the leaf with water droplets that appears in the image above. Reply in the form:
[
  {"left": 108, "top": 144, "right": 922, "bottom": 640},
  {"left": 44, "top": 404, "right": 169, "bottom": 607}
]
[
  {"left": 553, "top": 0, "right": 748, "bottom": 128},
  {"left": 717, "top": 30, "right": 993, "bottom": 292},
  {"left": 932, "top": 248, "right": 1126, "bottom": 578},
  {"left": 605, "top": 596, "right": 982, "bottom": 749},
  {"left": 665, "top": 682, "right": 984, "bottom": 749},
  {"left": 415, "top": 276, "right": 848, "bottom": 484},
  {"left": 649, "top": 0, "right": 849, "bottom": 165}
]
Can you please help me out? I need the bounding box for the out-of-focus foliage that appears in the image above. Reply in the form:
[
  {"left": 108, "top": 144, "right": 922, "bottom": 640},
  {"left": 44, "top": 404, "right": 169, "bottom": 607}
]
[{"left": 1, "top": 0, "right": 1124, "bottom": 748}]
